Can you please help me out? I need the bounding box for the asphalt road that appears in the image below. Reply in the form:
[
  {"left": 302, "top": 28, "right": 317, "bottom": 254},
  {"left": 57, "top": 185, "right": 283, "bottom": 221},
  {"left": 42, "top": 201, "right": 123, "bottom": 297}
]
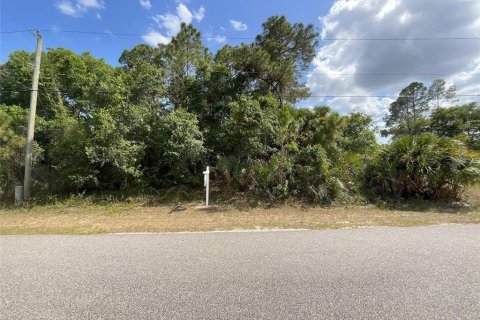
[{"left": 1, "top": 225, "right": 479, "bottom": 319}]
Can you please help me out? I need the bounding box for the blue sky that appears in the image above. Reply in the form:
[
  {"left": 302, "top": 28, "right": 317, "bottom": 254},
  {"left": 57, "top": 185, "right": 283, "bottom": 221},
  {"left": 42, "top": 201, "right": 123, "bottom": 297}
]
[{"left": 1, "top": 0, "right": 479, "bottom": 125}]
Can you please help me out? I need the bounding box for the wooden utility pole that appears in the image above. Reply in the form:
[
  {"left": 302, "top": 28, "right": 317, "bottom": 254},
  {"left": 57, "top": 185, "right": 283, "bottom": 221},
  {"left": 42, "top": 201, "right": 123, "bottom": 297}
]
[{"left": 23, "top": 30, "right": 43, "bottom": 200}]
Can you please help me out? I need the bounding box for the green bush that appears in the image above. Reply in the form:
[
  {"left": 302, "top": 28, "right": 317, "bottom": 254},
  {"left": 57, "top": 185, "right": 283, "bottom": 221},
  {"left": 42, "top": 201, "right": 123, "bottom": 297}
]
[
  {"left": 42, "top": 113, "right": 98, "bottom": 193},
  {"left": 0, "top": 105, "right": 26, "bottom": 199},
  {"left": 86, "top": 107, "right": 144, "bottom": 190},
  {"left": 214, "top": 156, "right": 253, "bottom": 191},
  {"left": 220, "top": 96, "right": 279, "bottom": 159},
  {"left": 2, "top": 22, "right": 477, "bottom": 205},
  {"left": 251, "top": 154, "right": 294, "bottom": 200},
  {"left": 214, "top": 107, "right": 377, "bottom": 205},
  {"left": 366, "top": 133, "right": 480, "bottom": 201},
  {"left": 146, "top": 108, "right": 205, "bottom": 187},
  {"left": 294, "top": 145, "right": 335, "bottom": 204},
  {"left": 0, "top": 105, "right": 44, "bottom": 200}
]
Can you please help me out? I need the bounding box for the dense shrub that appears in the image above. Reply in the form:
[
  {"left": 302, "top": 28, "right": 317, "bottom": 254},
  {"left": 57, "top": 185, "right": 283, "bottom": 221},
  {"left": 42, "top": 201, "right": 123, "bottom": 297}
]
[
  {"left": 213, "top": 107, "right": 377, "bottom": 204},
  {"left": 214, "top": 156, "right": 253, "bottom": 192},
  {"left": 1, "top": 18, "right": 478, "bottom": 204},
  {"left": 430, "top": 103, "right": 480, "bottom": 151},
  {"left": 41, "top": 113, "right": 97, "bottom": 193},
  {"left": 146, "top": 108, "right": 205, "bottom": 187},
  {"left": 366, "top": 134, "right": 480, "bottom": 201},
  {"left": 86, "top": 107, "right": 144, "bottom": 189},
  {"left": 250, "top": 154, "right": 293, "bottom": 200},
  {"left": 0, "top": 105, "right": 44, "bottom": 199},
  {"left": 0, "top": 106, "right": 26, "bottom": 198},
  {"left": 219, "top": 96, "right": 279, "bottom": 159}
]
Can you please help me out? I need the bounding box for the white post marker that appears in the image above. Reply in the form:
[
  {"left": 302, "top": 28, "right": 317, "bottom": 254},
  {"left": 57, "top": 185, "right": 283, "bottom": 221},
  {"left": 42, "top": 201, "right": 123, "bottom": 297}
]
[{"left": 203, "top": 166, "right": 210, "bottom": 206}]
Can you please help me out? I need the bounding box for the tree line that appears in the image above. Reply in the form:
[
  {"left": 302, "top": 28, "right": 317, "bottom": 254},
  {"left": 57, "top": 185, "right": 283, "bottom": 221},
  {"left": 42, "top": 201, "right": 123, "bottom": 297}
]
[{"left": 1, "top": 16, "right": 479, "bottom": 203}]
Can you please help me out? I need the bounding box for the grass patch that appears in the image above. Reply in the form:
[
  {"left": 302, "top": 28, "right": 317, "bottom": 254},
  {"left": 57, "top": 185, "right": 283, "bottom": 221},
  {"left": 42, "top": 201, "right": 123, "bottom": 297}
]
[
  {"left": 1, "top": 202, "right": 479, "bottom": 235},
  {"left": 1, "top": 186, "right": 478, "bottom": 235}
]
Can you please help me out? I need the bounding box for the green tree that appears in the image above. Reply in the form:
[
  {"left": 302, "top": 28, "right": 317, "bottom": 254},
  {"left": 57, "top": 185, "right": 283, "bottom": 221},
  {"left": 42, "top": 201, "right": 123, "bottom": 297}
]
[
  {"left": 161, "top": 23, "right": 211, "bottom": 111},
  {"left": 427, "top": 79, "right": 456, "bottom": 110},
  {"left": 296, "top": 106, "right": 345, "bottom": 156},
  {"left": 0, "top": 105, "right": 43, "bottom": 198},
  {"left": 0, "top": 105, "right": 26, "bottom": 198},
  {"left": 220, "top": 96, "right": 279, "bottom": 159},
  {"left": 86, "top": 106, "right": 144, "bottom": 190},
  {"left": 255, "top": 16, "right": 319, "bottom": 104},
  {"left": 1, "top": 49, "right": 125, "bottom": 120},
  {"left": 210, "top": 16, "right": 318, "bottom": 106},
  {"left": 146, "top": 109, "right": 205, "bottom": 187},
  {"left": 383, "top": 82, "right": 430, "bottom": 137},
  {"left": 341, "top": 113, "right": 377, "bottom": 154},
  {"left": 119, "top": 44, "right": 166, "bottom": 109},
  {"left": 212, "top": 44, "right": 270, "bottom": 100},
  {"left": 45, "top": 49, "right": 124, "bottom": 119},
  {"left": 431, "top": 102, "right": 480, "bottom": 150},
  {"left": 42, "top": 112, "right": 96, "bottom": 193},
  {"left": 0, "top": 51, "right": 34, "bottom": 110}
]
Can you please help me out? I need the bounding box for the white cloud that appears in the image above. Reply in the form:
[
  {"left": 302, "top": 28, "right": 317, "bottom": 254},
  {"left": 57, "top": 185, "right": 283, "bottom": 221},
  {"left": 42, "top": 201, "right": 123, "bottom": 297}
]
[
  {"left": 78, "top": 0, "right": 104, "bottom": 9},
  {"left": 215, "top": 36, "right": 226, "bottom": 43},
  {"left": 307, "top": 0, "right": 480, "bottom": 125},
  {"left": 205, "top": 33, "right": 226, "bottom": 44},
  {"left": 449, "top": 57, "right": 480, "bottom": 105},
  {"left": 153, "top": 4, "right": 205, "bottom": 35},
  {"left": 376, "top": 0, "right": 400, "bottom": 21},
  {"left": 50, "top": 25, "right": 61, "bottom": 33},
  {"left": 194, "top": 6, "right": 205, "bottom": 22},
  {"left": 176, "top": 3, "right": 193, "bottom": 23},
  {"left": 57, "top": 1, "right": 79, "bottom": 16},
  {"left": 142, "top": 30, "right": 171, "bottom": 46},
  {"left": 144, "top": 3, "right": 206, "bottom": 46},
  {"left": 399, "top": 11, "right": 412, "bottom": 25},
  {"left": 139, "top": 0, "right": 152, "bottom": 10},
  {"left": 153, "top": 13, "right": 182, "bottom": 35},
  {"left": 229, "top": 19, "right": 247, "bottom": 31},
  {"left": 56, "top": 0, "right": 104, "bottom": 17}
]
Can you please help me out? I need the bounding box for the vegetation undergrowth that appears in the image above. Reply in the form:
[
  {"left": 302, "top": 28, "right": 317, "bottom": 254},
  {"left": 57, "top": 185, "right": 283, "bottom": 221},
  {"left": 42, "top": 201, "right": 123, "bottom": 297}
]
[{"left": 1, "top": 17, "right": 479, "bottom": 207}]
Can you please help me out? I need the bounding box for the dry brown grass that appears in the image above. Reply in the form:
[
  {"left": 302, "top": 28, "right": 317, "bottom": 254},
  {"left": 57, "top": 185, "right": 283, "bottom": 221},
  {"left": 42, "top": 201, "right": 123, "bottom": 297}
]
[
  {"left": 462, "top": 185, "right": 480, "bottom": 205},
  {"left": 1, "top": 199, "right": 479, "bottom": 235}
]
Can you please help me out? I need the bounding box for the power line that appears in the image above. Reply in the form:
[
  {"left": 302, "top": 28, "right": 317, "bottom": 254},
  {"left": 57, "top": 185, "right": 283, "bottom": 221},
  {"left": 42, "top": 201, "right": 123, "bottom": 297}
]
[
  {"left": 306, "top": 94, "right": 480, "bottom": 98},
  {"left": 321, "top": 37, "right": 480, "bottom": 41},
  {"left": 37, "top": 71, "right": 480, "bottom": 77},
  {"left": 2, "top": 29, "right": 254, "bottom": 40},
  {"left": 2, "top": 88, "right": 479, "bottom": 99},
  {"left": 0, "top": 30, "right": 32, "bottom": 34},
  {"left": 308, "top": 72, "right": 480, "bottom": 77},
  {"left": 2, "top": 68, "right": 479, "bottom": 100},
  {"left": 2, "top": 65, "right": 478, "bottom": 78},
  {"left": 171, "top": 70, "right": 480, "bottom": 76},
  {"left": 3, "top": 29, "right": 480, "bottom": 41},
  {"left": 40, "top": 30, "right": 480, "bottom": 41}
]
